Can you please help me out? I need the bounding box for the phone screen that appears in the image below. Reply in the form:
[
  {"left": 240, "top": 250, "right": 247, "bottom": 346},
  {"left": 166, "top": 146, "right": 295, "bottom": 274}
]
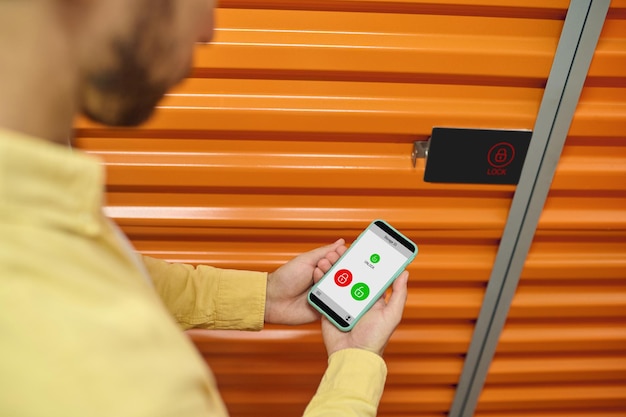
[{"left": 308, "top": 220, "right": 417, "bottom": 331}]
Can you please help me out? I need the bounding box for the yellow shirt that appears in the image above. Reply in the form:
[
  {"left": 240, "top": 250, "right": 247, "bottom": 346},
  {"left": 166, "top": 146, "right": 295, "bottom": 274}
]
[{"left": 0, "top": 128, "right": 387, "bottom": 416}]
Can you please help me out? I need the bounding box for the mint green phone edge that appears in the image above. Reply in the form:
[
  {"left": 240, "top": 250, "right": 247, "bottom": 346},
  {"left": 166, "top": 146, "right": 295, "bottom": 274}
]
[{"left": 307, "top": 219, "right": 418, "bottom": 332}]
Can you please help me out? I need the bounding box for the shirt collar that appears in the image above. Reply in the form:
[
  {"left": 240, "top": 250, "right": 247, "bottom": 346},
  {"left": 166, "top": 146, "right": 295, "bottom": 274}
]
[{"left": 0, "top": 127, "right": 104, "bottom": 236}]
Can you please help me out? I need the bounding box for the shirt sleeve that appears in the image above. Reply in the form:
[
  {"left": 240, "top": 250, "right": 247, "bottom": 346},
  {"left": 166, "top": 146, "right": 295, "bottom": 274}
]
[
  {"left": 303, "top": 348, "right": 388, "bottom": 417},
  {"left": 142, "top": 255, "right": 267, "bottom": 331}
]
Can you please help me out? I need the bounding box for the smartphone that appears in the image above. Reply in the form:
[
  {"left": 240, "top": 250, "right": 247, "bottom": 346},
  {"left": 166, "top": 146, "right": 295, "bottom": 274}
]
[{"left": 308, "top": 220, "right": 417, "bottom": 332}]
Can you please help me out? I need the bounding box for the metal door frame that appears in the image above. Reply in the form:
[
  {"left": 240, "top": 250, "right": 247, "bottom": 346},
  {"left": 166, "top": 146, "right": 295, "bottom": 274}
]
[{"left": 448, "top": 1, "right": 611, "bottom": 416}]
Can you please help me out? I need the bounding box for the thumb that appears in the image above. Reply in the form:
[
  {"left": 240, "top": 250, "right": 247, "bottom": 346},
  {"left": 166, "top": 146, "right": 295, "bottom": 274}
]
[
  {"left": 384, "top": 271, "right": 409, "bottom": 324},
  {"left": 301, "top": 238, "right": 345, "bottom": 264}
]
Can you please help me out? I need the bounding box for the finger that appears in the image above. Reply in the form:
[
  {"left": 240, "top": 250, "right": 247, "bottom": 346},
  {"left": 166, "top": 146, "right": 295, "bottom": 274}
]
[
  {"left": 318, "top": 241, "right": 347, "bottom": 268},
  {"left": 317, "top": 258, "right": 332, "bottom": 273},
  {"left": 384, "top": 271, "right": 409, "bottom": 323},
  {"left": 325, "top": 251, "right": 341, "bottom": 265},
  {"left": 302, "top": 239, "right": 346, "bottom": 265},
  {"left": 313, "top": 267, "right": 325, "bottom": 281}
]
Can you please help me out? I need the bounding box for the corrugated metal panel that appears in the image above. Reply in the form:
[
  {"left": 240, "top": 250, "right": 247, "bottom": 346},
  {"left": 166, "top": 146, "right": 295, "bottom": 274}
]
[
  {"left": 74, "top": 1, "right": 571, "bottom": 416},
  {"left": 475, "top": 1, "right": 626, "bottom": 415}
]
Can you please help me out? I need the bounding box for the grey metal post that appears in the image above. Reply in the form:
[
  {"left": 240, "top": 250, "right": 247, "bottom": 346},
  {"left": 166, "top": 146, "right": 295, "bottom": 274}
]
[{"left": 447, "top": 1, "right": 611, "bottom": 416}]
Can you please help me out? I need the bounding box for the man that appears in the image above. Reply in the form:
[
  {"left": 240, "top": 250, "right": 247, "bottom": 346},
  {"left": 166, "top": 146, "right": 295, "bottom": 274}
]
[{"left": 0, "top": 0, "right": 409, "bottom": 416}]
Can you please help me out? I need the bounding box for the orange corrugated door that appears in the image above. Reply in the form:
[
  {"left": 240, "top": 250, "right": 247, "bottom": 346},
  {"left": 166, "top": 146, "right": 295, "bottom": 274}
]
[
  {"left": 74, "top": 1, "right": 571, "bottom": 416},
  {"left": 474, "top": 1, "right": 626, "bottom": 416}
]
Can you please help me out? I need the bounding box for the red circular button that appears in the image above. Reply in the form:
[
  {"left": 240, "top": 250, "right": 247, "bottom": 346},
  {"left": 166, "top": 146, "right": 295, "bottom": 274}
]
[{"left": 334, "top": 269, "right": 353, "bottom": 287}]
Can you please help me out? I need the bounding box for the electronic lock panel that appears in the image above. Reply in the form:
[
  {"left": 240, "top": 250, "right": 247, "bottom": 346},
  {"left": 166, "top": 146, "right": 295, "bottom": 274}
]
[{"left": 414, "top": 127, "right": 532, "bottom": 185}]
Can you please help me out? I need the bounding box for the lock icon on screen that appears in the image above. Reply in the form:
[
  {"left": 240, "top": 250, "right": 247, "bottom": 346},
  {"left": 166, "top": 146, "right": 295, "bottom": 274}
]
[
  {"left": 495, "top": 148, "right": 508, "bottom": 163},
  {"left": 334, "top": 269, "right": 352, "bottom": 287}
]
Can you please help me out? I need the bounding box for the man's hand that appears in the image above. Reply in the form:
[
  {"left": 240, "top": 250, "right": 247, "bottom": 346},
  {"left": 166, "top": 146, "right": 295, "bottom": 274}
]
[
  {"left": 314, "top": 253, "right": 409, "bottom": 357},
  {"left": 264, "top": 239, "right": 347, "bottom": 325},
  {"left": 321, "top": 271, "right": 408, "bottom": 357}
]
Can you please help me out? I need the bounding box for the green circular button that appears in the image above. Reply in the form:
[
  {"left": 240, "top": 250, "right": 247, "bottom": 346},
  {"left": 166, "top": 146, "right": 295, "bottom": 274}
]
[
  {"left": 351, "top": 283, "right": 370, "bottom": 301},
  {"left": 370, "top": 253, "right": 380, "bottom": 264}
]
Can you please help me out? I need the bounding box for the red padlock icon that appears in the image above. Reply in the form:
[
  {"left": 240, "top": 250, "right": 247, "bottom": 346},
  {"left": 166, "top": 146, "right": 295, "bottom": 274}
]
[
  {"left": 334, "top": 269, "right": 353, "bottom": 287},
  {"left": 488, "top": 142, "right": 515, "bottom": 168},
  {"left": 495, "top": 148, "right": 508, "bottom": 163}
]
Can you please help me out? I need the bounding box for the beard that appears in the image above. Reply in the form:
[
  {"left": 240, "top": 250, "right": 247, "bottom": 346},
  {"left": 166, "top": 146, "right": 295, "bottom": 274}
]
[
  {"left": 82, "top": 73, "right": 169, "bottom": 127},
  {"left": 81, "top": 0, "right": 187, "bottom": 127},
  {"left": 81, "top": 39, "right": 175, "bottom": 127}
]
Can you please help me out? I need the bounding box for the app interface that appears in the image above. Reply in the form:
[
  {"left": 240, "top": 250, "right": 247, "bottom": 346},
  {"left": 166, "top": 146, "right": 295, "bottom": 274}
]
[{"left": 313, "top": 226, "right": 413, "bottom": 324}]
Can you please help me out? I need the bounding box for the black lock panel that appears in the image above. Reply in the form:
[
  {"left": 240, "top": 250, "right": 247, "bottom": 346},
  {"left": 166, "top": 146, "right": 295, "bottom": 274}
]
[{"left": 423, "top": 127, "right": 532, "bottom": 185}]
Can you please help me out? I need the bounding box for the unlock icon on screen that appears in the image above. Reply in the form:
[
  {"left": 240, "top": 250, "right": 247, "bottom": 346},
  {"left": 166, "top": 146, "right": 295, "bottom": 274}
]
[{"left": 351, "top": 283, "right": 370, "bottom": 301}]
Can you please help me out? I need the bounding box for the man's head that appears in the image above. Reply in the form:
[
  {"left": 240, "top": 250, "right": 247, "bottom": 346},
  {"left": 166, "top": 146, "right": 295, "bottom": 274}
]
[
  {"left": 73, "top": 0, "right": 216, "bottom": 126},
  {"left": 0, "top": 0, "right": 215, "bottom": 134}
]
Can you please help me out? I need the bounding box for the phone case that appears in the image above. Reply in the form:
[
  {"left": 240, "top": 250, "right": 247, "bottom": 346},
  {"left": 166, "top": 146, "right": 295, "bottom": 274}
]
[{"left": 308, "top": 219, "right": 417, "bottom": 331}]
